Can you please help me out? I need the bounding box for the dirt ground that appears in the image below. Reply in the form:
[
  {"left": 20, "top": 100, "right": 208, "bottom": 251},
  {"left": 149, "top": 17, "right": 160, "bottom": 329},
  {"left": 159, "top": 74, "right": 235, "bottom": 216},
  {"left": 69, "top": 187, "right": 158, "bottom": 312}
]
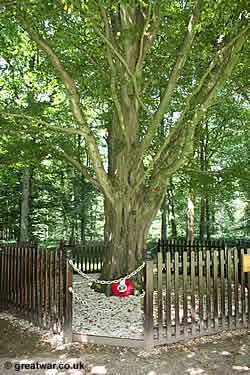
[{"left": 0, "top": 318, "right": 249, "bottom": 375}]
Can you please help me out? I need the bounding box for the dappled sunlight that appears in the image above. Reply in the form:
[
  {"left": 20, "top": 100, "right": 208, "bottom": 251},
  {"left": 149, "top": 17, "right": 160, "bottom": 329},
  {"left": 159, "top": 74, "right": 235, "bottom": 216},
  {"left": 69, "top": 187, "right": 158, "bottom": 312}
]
[
  {"left": 44, "top": 370, "right": 86, "bottom": 375},
  {"left": 90, "top": 365, "right": 107, "bottom": 374},
  {"left": 187, "top": 352, "right": 196, "bottom": 358},
  {"left": 45, "top": 370, "right": 58, "bottom": 375},
  {"left": 232, "top": 366, "right": 250, "bottom": 372},
  {"left": 186, "top": 368, "right": 205, "bottom": 374}
]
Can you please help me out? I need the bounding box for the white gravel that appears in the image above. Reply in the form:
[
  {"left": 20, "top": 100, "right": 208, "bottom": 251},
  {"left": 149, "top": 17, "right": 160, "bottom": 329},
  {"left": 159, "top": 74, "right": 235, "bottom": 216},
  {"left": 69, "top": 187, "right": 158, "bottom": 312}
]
[
  {"left": 72, "top": 274, "right": 144, "bottom": 339},
  {"left": 0, "top": 273, "right": 145, "bottom": 345}
]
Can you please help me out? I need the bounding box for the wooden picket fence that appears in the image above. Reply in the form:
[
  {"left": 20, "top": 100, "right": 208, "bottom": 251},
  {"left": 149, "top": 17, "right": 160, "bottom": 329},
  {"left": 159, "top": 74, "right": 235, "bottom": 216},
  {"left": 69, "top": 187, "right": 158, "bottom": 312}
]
[
  {"left": 63, "top": 239, "right": 104, "bottom": 273},
  {"left": 0, "top": 245, "right": 66, "bottom": 333},
  {"left": 0, "top": 240, "right": 104, "bottom": 274},
  {"left": 0, "top": 242, "right": 152, "bottom": 349},
  {"left": 152, "top": 240, "right": 250, "bottom": 345},
  {"left": 0, "top": 239, "right": 249, "bottom": 351}
]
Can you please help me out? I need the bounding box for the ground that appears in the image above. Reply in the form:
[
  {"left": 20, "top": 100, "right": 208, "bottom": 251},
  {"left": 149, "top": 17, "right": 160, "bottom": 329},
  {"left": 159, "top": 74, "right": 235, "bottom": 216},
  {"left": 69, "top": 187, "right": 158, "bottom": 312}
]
[{"left": 0, "top": 315, "right": 249, "bottom": 375}]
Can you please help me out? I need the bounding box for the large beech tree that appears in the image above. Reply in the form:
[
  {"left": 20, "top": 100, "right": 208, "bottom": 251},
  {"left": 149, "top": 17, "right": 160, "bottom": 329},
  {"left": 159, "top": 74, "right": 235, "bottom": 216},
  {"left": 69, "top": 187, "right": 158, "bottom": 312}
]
[{"left": 0, "top": 0, "right": 248, "bottom": 286}]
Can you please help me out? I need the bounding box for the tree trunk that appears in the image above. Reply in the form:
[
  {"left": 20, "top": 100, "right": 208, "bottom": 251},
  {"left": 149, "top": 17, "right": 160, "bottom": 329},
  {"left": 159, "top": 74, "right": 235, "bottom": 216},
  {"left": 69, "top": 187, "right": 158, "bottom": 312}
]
[
  {"left": 70, "top": 223, "right": 75, "bottom": 243},
  {"left": 161, "top": 195, "right": 167, "bottom": 242},
  {"left": 19, "top": 166, "right": 32, "bottom": 242},
  {"left": 211, "top": 209, "right": 216, "bottom": 236},
  {"left": 244, "top": 200, "right": 249, "bottom": 237},
  {"left": 200, "top": 196, "right": 206, "bottom": 241},
  {"left": 81, "top": 217, "right": 85, "bottom": 242},
  {"left": 206, "top": 197, "right": 210, "bottom": 240},
  {"left": 168, "top": 187, "right": 177, "bottom": 238},
  {"left": 100, "top": 196, "right": 160, "bottom": 295},
  {"left": 199, "top": 133, "right": 209, "bottom": 241},
  {"left": 218, "top": 205, "right": 223, "bottom": 236},
  {"left": 98, "top": 52, "right": 169, "bottom": 293},
  {"left": 186, "top": 192, "right": 195, "bottom": 241}
]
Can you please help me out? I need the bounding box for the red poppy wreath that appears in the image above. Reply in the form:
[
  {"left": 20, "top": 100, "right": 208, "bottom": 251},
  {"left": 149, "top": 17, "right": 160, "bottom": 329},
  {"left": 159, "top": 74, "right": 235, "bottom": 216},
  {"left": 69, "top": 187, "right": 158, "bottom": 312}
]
[{"left": 111, "top": 279, "right": 133, "bottom": 297}]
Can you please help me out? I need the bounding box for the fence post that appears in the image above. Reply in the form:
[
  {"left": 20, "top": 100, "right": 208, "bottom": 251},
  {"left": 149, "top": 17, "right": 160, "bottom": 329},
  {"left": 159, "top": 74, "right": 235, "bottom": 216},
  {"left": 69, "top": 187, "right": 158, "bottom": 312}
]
[
  {"left": 64, "top": 245, "right": 72, "bottom": 344},
  {"left": 144, "top": 250, "right": 154, "bottom": 351}
]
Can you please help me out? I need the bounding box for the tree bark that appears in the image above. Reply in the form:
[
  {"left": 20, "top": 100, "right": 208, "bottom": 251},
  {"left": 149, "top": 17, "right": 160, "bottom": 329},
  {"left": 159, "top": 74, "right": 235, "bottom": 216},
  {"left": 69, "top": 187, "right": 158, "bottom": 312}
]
[
  {"left": 186, "top": 192, "right": 195, "bottom": 242},
  {"left": 206, "top": 196, "right": 210, "bottom": 240},
  {"left": 218, "top": 205, "right": 223, "bottom": 236},
  {"left": 19, "top": 166, "right": 32, "bottom": 242},
  {"left": 167, "top": 186, "right": 177, "bottom": 238},
  {"left": 161, "top": 195, "right": 168, "bottom": 242},
  {"left": 211, "top": 204, "right": 216, "bottom": 236},
  {"left": 200, "top": 196, "right": 206, "bottom": 241},
  {"left": 100, "top": 193, "right": 164, "bottom": 295},
  {"left": 80, "top": 217, "right": 86, "bottom": 242}
]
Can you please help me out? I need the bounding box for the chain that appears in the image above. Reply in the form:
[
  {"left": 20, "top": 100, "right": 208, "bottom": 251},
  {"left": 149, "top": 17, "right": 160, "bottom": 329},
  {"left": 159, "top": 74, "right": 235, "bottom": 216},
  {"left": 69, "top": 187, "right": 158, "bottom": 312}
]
[
  {"left": 68, "top": 259, "right": 145, "bottom": 285},
  {"left": 68, "top": 260, "right": 146, "bottom": 300},
  {"left": 68, "top": 287, "right": 90, "bottom": 306},
  {"left": 138, "top": 289, "right": 145, "bottom": 299}
]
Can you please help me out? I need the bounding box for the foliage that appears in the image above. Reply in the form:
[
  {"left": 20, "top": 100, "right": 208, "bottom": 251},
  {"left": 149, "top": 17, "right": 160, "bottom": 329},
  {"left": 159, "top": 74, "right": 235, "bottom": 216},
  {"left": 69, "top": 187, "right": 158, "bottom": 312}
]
[{"left": 0, "top": 0, "right": 248, "bottom": 277}]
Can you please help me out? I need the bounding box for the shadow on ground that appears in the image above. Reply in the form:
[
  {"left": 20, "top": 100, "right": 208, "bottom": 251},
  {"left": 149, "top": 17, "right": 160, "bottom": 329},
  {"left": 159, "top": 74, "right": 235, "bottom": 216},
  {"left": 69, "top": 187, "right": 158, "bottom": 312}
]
[
  {"left": 0, "top": 319, "right": 51, "bottom": 357},
  {"left": 0, "top": 318, "right": 249, "bottom": 375}
]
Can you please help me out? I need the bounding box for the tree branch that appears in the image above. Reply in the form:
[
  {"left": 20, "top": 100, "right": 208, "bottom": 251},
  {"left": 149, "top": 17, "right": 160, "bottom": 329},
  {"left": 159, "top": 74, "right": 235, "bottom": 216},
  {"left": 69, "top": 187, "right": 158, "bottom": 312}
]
[
  {"left": 86, "top": 4, "right": 153, "bottom": 129},
  {"left": 47, "top": 143, "right": 103, "bottom": 192},
  {"left": 134, "top": 22, "right": 248, "bottom": 193},
  {"left": 138, "top": 0, "right": 203, "bottom": 156},
  {"left": 136, "top": 0, "right": 153, "bottom": 72},
  {"left": 22, "top": 23, "right": 115, "bottom": 204},
  {"left": 198, "top": 28, "right": 248, "bottom": 109},
  {"left": 210, "top": 84, "right": 249, "bottom": 108},
  {"left": 3, "top": 112, "right": 85, "bottom": 136},
  {"left": 137, "top": 1, "right": 162, "bottom": 70},
  {"left": 151, "top": 24, "right": 248, "bottom": 172},
  {"left": 89, "top": 1, "right": 131, "bottom": 147},
  {"left": 190, "top": 25, "right": 249, "bottom": 109}
]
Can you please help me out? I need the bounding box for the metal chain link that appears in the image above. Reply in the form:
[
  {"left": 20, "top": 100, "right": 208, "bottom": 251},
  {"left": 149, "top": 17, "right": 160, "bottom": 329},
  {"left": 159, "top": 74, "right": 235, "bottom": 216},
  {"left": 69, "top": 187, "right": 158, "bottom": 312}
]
[
  {"left": 68, "top": 287, "right": 90, "bottom": 306},
  {"left": 138, "top": 289, "right": 145, "bottom": 299},
  {"left": 68, "top": 259, "right": 145, "bottom": 285}
]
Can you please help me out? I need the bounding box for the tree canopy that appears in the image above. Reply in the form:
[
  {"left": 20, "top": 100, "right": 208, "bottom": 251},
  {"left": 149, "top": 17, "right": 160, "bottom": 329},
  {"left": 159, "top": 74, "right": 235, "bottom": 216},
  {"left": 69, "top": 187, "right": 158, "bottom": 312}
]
[{"left": 0, "top": 0, "right": 248, "bottom": 282}]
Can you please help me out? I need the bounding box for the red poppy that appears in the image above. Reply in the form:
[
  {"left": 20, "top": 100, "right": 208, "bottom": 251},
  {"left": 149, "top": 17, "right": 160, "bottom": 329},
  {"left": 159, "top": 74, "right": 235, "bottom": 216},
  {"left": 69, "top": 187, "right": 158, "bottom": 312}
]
[{"left": 112, "top": 279, "right": 133, "bottom": 297}]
